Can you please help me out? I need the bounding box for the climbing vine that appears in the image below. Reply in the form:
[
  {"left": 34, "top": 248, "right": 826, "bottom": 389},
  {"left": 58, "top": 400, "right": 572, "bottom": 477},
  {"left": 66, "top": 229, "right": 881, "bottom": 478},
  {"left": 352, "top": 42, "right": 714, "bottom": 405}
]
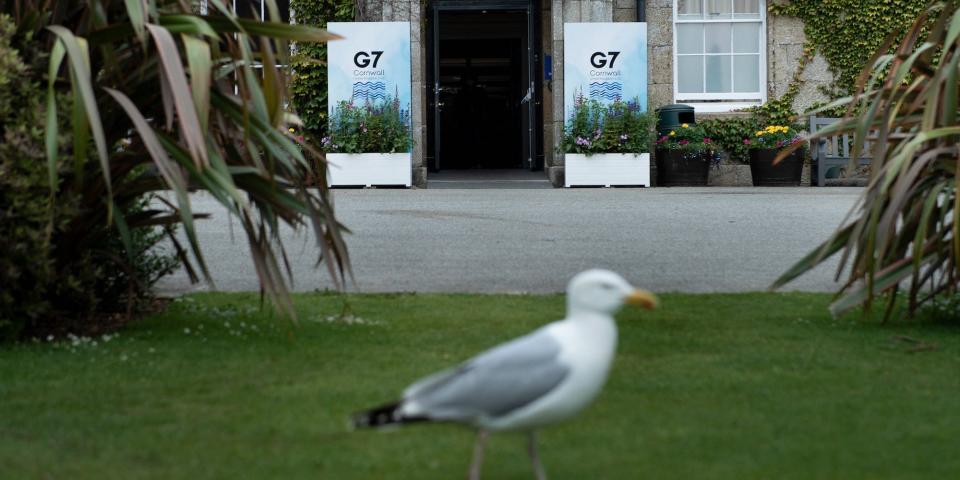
[{"left": 290, "top": 0, "right": 355, "bottom": 137}]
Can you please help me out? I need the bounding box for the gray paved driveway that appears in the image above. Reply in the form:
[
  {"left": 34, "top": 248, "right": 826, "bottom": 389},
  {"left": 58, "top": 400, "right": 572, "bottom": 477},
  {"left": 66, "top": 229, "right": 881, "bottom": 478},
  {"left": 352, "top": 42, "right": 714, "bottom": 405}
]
[{"left": 156, "top": 187, "right": 862, "bottom": 295}]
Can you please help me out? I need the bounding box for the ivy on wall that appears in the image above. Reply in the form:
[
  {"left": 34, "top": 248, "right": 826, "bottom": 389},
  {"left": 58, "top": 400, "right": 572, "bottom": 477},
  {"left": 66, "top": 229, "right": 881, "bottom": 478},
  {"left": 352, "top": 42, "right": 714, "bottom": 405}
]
[
  {"left": 290, "top": 0, "right": 355, "bottom": 137},
  {"left": 768, "top": 0, "right": 929, "bottom": 98},
  {"left": 703, "top": 0, "right": 930, "bottom": 161}
]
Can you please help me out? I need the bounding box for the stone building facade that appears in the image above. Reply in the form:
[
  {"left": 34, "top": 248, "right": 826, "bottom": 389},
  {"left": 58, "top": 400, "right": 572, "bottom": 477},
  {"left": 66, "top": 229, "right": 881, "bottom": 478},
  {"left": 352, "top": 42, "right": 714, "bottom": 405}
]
[{"left": 288, "top": 0, "right": 834, "bottom": 187}]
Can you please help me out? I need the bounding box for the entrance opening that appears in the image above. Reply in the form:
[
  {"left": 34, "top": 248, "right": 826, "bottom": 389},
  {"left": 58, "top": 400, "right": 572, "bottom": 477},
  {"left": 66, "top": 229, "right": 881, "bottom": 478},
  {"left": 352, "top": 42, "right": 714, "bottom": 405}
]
[
  {"left": 428, "top": 3, "right": 541, "bottom": 177},
  {"left": 438, "top": 34, "right": 523, "bottom": 169}
]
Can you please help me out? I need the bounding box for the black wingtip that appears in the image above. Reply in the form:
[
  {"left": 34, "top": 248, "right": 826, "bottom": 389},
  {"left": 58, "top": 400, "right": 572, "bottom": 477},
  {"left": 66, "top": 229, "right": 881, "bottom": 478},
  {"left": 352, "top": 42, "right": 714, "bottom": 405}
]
[
  {"left": 352, "top": 401, "right": 403, "bottom": 429},
  {"left": 352, "top": 401, "right": 433, "bottom": 429}
]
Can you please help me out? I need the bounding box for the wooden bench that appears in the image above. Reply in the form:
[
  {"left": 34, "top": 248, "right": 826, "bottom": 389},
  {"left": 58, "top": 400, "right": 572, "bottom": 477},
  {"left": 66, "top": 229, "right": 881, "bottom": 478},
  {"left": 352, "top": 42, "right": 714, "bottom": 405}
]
[{"left": 808, "top": 116, "right": 873, "bottom": 186}]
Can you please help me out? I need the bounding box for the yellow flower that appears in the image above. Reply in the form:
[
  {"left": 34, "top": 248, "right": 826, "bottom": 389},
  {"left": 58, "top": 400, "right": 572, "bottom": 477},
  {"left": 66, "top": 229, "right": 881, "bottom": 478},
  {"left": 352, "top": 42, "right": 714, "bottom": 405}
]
[
  {"left": 288, "top": 127, "right": 295, "bottom": 133},
  {"left": 756, "top": 131, "right": 764, "bottom": 137},
  {"left": 669, "top": 131, "right": 676, "bottom": 136},
  {"left": 681, "top": 123, "right": 689, "bottom": 128}
]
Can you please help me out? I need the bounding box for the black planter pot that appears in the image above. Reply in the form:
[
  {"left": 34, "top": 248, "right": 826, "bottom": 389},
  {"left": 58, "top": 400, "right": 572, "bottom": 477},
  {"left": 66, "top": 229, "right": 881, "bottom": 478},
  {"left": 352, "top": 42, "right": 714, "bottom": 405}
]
[
  {"left": 655, "top": 149, "right": 711, "bottom": 186},
  {"left": 749, "top": 148, "right": 804, "bottom": 186}
]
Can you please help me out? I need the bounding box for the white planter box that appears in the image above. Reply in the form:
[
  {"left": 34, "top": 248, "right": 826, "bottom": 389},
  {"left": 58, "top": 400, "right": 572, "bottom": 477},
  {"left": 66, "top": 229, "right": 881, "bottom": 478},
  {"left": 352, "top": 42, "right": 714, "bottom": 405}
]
[
  {"left": 565, "top": 153, "right": 650, "bottom": 187},
  {"left": 326, "top": 153, "right": 411, "bottom": 187}
]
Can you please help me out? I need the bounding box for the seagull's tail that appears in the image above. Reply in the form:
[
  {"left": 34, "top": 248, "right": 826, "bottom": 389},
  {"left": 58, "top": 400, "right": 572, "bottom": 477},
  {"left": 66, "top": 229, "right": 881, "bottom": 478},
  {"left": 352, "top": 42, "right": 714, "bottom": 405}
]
[{"left": 351, "top": 400, "right": 429, "bottom": 429}]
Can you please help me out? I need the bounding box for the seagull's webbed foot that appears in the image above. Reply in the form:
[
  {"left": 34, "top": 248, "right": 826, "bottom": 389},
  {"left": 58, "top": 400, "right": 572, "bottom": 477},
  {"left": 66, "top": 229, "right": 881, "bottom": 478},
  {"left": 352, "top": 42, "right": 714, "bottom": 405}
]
[
  {"left": 468, "top": 429, "right": 489, "bottom": 480},
  {"left": 527, "top": 430, "right": 548, "bottom": 480}
]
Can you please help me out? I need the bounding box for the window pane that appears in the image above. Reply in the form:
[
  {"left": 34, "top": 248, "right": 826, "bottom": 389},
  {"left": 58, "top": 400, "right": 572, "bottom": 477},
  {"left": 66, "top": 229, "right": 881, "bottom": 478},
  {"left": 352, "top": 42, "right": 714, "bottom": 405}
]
[
  {"left": 678, "top": 0, "right": 703, "bottom": 18},
  {"left": 705, "top": 24, "right": 731, "bottom": 53},
  {"left": 705, "top": 55, "right": 732, "bottom": 93},
  {"left": 733, "top": 0, "right": 761, "bottom": 19},
  {"left": 706, "top": 0, "right": 732, "bottom": 19},
  {"left": 677, "top": 24, "right": 704, "bottom": 54},
  {"left": 732, "top": 23, "right": 760, "bottom": 53},
  {"left": 733, "top": 55, "right": 760, "bottom": 92},
  {"left": 678, "top": 56, "right": 705, "bottom": 93}
]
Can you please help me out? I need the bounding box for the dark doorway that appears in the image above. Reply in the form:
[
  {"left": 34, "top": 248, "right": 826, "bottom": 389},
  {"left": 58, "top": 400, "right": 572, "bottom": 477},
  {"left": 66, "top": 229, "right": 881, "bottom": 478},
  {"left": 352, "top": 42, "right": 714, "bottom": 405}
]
[
  {"left": 428, "top": 2, "right": 540, "bottom": 173},
  {"left": 438, "top": 37, "right": 523, "bottom": 169}
]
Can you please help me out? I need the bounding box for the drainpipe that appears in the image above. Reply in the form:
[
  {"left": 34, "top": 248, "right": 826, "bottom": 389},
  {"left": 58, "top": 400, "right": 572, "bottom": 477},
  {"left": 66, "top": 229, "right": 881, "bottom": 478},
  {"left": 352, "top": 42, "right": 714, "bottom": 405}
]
[{"left": 636, "top": 0, "right": 646, "bottom": 22}]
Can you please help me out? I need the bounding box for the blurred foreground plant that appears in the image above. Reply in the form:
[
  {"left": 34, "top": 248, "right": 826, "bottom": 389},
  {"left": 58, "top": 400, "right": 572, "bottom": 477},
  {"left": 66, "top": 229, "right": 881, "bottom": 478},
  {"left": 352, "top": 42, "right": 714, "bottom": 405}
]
[
  {"left": 773, "top": 1, "right": 960, "bottom": 320},
  {"left": 0, "top": 1, "right": 349, "bottom": 338}
]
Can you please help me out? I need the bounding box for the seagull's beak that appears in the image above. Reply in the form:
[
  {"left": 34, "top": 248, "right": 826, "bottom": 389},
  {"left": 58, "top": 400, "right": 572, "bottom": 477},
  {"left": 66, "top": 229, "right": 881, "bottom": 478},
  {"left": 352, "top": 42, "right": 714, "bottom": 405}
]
[{"left": 625, "top": 289, "right": 659, "bottom": 310}]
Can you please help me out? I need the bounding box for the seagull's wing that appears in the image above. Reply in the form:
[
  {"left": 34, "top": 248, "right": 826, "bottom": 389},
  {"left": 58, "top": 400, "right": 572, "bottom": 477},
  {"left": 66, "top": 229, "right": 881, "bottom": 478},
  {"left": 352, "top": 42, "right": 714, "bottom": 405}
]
[{"left": 402, "top": 327, "right": 569, "bottom": 422}]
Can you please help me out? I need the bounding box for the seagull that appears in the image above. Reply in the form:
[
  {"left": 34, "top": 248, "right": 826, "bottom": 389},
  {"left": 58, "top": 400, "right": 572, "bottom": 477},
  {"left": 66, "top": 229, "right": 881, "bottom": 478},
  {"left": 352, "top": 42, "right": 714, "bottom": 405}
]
[{"left": 352, "top": 269, "right": 658, "bottom": 480}]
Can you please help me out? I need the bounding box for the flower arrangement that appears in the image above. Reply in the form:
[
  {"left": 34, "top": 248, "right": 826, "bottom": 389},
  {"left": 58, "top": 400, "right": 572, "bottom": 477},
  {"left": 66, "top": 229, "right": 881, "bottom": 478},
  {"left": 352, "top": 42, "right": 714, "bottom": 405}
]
[
  {"left": 745, "top": 125, "right": 805, "bottom": 150},
  {"left": 562, "top": 94, "right": 654, "bottom": 155},
  {"left": 323, "top": 96, "right": 411, "bottom": 153},
  {"left": 654, "top": 123, "right": 714, "bottom": 152}
]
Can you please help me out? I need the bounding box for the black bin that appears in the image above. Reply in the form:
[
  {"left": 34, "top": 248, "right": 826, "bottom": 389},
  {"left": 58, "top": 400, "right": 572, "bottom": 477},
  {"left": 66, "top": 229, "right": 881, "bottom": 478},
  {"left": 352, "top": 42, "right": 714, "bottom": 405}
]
[{"left": 655, "top": 104, "right": 696, "bottom": 137}]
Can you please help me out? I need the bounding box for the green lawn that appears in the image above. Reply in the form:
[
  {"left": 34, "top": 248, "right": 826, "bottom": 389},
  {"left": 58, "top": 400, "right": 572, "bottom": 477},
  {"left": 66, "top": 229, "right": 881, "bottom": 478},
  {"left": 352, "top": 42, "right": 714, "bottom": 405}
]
[{"left": 1, "top": 292, "right": 958, "bottom": 479}]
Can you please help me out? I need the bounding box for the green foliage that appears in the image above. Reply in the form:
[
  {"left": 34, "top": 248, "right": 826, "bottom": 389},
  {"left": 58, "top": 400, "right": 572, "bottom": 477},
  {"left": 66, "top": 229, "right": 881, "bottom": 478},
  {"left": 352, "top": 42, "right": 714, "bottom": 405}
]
[
  {"left": 917, "top": 293, "right": 960, "bottom": 325},
  {"left": 562, "top": 96, "right": 654, "bottom": 155},
  {"left": 0, "top": 1, "right": 351, "bottom": 339},
  {"left": 0, "top": 14, "right": 178, "bottom": 339},
  {"left": 773, "top": 2, "right": 960, "bottom": 319},
  {"left": 770, "top": 0, "right": 929, "bottom": 98},
  {"left": 653, "top": 122, "right": 712, "bottom": 152},
  {"left": 290, "top": 0, "right": 354, "bottom": 137},
  {"left": 325, "top": 97, "right": 411, "bottom": 153},
  {"left": 698, "top": 116, "right": 760, "bottom": 163},
  {"left": 0, "top": 16, "right": 51, "bottom": 339}
]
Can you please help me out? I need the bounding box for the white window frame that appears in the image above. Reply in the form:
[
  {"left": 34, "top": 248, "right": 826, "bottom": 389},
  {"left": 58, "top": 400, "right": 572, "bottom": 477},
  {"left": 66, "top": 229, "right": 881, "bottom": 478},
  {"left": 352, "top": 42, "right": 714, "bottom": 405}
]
[{"left": 672, "top": 0, "right": 767, "bottom": 112}]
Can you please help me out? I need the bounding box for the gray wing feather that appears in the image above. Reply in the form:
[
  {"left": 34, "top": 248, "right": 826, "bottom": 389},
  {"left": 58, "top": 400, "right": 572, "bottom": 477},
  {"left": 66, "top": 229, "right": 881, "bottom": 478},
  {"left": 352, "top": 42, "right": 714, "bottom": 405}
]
[{"left": 404, "top": 327, "right": 569, "bottom": 422}]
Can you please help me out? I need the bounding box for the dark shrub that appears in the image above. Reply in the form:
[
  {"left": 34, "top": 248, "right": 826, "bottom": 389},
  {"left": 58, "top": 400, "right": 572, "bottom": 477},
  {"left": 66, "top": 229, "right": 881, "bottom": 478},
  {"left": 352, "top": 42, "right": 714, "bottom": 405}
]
[{"left": 0, "top": 15, "right": 178, "bottom": 339}]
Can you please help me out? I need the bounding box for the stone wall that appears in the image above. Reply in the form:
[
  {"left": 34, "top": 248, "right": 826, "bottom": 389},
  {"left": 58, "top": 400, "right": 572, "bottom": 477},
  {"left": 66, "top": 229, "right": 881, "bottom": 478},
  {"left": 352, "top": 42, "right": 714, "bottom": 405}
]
[{"left": 767, "top": 15, "right": 833, "bottom": 115}]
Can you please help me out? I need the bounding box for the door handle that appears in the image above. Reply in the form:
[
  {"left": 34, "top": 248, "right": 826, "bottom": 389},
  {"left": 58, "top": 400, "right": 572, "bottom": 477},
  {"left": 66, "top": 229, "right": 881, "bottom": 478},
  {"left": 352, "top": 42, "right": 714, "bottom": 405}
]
[{"left": 520, "top": 87, "right": 532, "bottom": 105}]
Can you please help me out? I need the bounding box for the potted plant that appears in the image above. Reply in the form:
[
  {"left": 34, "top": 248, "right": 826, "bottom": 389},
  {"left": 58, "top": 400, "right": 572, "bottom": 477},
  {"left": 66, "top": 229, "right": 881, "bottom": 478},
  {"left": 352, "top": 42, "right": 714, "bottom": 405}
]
[
  {"left": 653, "top": 123, "right": 717, "bottom": 186},
  {"left": 745, "top": 125, "right": 805, "bottom": 186},
  {"left": 562, "top": 96, "right": 655, "bottom": 187},
  {"left": 323, "top": 96, "right": 411, "bottom": 187}
]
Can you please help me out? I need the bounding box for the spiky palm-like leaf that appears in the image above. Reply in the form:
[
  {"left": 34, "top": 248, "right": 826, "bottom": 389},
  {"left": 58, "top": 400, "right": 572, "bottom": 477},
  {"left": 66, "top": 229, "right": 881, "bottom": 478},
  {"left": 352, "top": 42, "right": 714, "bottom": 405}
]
[
  {"left": 7, "top": 0, "right": 350, "bottom": 320},
  {"left": 772, "top": 1, "right": 960, "bottom": 320}
]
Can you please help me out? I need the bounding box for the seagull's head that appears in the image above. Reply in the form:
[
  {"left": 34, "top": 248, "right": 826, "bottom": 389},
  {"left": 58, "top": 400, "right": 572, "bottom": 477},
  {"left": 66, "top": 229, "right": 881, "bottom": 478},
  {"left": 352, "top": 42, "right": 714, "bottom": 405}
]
[{"left": 567, "top": 269, "right": 658, "bottom": 315}]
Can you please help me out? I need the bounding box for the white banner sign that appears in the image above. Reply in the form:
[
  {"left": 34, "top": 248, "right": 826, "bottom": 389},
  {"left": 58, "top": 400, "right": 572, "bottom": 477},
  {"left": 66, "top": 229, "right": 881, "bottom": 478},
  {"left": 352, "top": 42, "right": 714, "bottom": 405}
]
[
  {"left": 563, "top": 22, "right": 648, "bottom": 120},
  {"left": 326, "top": 22, "right": 411, "bottom": 118}
]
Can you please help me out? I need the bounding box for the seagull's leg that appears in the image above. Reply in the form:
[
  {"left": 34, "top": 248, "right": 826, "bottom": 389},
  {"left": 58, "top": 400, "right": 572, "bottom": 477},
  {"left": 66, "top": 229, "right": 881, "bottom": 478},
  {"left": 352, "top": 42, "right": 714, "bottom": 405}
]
[
  {"left": 527, "top": 430, "right": 548, "bottom": 480},
  {"left": 468, "top": 429, "right": 489, "bottom": 480}
]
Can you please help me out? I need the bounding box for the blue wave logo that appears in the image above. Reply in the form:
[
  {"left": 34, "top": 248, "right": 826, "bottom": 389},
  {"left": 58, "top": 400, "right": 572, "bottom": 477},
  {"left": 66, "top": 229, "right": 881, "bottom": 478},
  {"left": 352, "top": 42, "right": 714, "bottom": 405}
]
[
  {"left": 588, "top": 82, "right": 622, "bottom": 101},
  {"left": 352, "top": 82, "right": 387, "bottom": 101}
]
